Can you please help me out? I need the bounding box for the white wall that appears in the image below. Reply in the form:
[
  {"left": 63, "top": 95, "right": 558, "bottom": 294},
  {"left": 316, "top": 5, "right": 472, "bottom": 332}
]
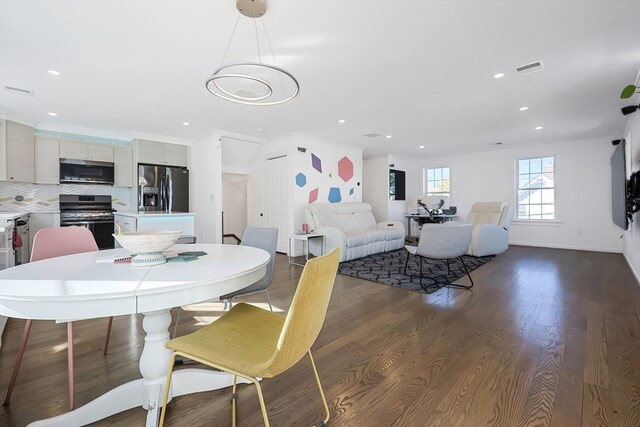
[
  {"left": 190, "top": 133, "right": 222, "bottom": 243},
  {"left": 246, "top": 133, "right": 363, "bottom": 254},
  {"left": 623, "top": 112, "right": 640, "bottom": 282},
  {"left": 420, "top": 136, "right": 623, "bottom": 253},
  {"left": 363, "top": 157, "right": 389, "bottom": 222}
]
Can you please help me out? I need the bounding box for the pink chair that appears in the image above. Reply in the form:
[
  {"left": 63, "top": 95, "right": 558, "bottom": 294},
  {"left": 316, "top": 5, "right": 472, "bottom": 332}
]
[{"left": 3, "top": 226, "right": 114, "bottom": 411}]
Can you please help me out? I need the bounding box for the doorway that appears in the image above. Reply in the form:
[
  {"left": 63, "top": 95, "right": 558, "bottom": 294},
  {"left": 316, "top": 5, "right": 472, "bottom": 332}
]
[
  {"left": 222, "top": 173, "right": 248, "bottom": 244},
  {"left": 265, "top": 155, "right": 289, "bottom": 253}
]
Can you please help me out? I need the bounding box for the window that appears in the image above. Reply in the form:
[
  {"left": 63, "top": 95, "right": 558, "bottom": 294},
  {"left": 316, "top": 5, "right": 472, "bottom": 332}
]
[
  {"left": 389, "top": 169, "right": 406, "bottom": 200},
  {"left": 426, "top": 167, "right": 450, "bottom": 198},
  {"left": 517, "top": 156, "right": 555, "bottom": 219}
]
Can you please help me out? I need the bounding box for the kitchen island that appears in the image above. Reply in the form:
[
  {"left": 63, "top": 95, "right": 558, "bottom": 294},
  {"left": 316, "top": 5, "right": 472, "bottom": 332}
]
[{"left": 114, "top": 212, "right": 196, "bottom": 243}]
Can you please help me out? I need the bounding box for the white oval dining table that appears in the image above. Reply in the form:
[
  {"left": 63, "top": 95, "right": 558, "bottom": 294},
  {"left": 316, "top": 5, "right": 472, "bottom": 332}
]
[{"left": 0, "top": 243, "right": 269, "bottom": 427}]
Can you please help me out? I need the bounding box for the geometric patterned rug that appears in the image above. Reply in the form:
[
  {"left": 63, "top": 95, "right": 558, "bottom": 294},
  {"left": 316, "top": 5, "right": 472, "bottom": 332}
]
[{"left": 338, "top": 248, "right": 493, "bottom": 294}]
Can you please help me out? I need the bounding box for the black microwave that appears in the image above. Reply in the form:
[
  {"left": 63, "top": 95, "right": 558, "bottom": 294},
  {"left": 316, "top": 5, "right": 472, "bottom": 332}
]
[{"left": 59, "top": 158, "right": 114, "bottom": 185}]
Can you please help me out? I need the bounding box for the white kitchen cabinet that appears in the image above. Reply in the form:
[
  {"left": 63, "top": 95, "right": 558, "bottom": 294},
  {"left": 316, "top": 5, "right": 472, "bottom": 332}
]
[
  {"left": 34, "top": 137, "right": 60, "bottom": 184},
  {"left": 163, "top": 143, "right": 189, "bottom": 167},
  {"left": 1, "top": 120, "right": 35, "bottom": 183},
  {"left": 114, "top": 146, "right": 134, "bottom": 187},
  {"left": 136, "top": 139, "right": 188, "bottom": 167},
  {"left": 60, "top": 140, "right": 114, "bottom": 162}
]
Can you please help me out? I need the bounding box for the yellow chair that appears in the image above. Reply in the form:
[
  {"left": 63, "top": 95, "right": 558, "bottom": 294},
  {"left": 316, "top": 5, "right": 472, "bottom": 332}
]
[{"left": 159, "top": 247, "right": 341, "bottom": 427}]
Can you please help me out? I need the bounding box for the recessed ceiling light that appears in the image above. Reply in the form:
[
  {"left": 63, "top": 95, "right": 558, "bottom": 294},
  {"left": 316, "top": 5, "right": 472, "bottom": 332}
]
[
  {"left": 182, "top": 122, "right": 190, "bottom": 126},
  {"left": 338, "top": 119, "right": 345, "bottom": 124},
  {"left": 47, "top": 70, "right": 61, "bottom": 76},
  {"left": 493, "top": 73, "right": 505, "bottom": 79},
  {"left": 419, "top": 145, "right": 424, "bottom": 149},
  {"left": 535, "top": 126, "right": 543, "bottom": 130},
  {"left": 48, "top": 112, "right": 58, "bottom": 117},
  {"left": 519, "top": 106, "right": 529, "bottom": 111},
  {"left": 386, "top": 135, "right": 392, "bottom": 139}
]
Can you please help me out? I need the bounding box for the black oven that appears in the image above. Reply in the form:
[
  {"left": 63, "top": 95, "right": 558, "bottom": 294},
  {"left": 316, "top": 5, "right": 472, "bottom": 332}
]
[{"left": 59, "top": 195, "right": 115, "bottom": 250}]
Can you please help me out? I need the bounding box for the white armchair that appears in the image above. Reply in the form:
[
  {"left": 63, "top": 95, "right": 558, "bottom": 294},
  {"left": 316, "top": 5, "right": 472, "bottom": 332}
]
[{"left": 466, "top": 202, "right": 513, "bottom": 257}]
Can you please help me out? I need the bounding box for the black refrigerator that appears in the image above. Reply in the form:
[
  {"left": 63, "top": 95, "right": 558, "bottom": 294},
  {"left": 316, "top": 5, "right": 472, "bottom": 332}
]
[{"left": 138, "top": 164, "right": 189, "bottom": 212}]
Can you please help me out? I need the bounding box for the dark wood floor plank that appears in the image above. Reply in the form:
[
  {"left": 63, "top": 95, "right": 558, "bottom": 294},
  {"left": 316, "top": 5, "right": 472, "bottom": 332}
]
[
  {"left": 1, "top": 246, "right": 640, "bottom": 427},
  {"left": 582, "top": 383, "right": 613, "bottom": 427}
]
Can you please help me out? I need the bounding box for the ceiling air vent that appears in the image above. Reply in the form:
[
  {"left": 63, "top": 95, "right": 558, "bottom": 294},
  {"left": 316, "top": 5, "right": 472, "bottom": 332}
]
[
  {"left": 514, "top": 60, "right": 544, "bottom": 76},
  {"left": 4, "top": 86, "right": 34, "bottom": 96},
  {"left": 365, "top": 133, "right": 381, "bottom": 138}
]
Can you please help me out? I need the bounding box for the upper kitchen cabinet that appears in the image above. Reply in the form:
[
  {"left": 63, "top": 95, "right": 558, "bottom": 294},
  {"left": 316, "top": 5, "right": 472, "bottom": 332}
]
[
  {"left": 34, "top": 137, "right": 60, "bottom": 184},
  {"left": 114, "top": 146, "right": 134, "bottom": 187},
  {"left": 60, "top": 140, "right": 114, "bottom": 162},
  {"left": 136, "top": 139, "right": 188, "bottom": 167},
  {"left": 0, "top": 120, "right": 35, "bottom": 183}
]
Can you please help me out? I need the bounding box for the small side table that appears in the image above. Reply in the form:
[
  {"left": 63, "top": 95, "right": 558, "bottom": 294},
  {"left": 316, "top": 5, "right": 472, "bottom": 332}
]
[{"left": 288, "top": 233, "right": 324, "bottom": 266}]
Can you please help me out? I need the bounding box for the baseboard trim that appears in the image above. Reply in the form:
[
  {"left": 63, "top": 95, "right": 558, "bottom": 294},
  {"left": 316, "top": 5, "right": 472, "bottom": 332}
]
[
  {"left": 509, "top": 242, "right": 622, "bottom": 254},
  {"left": 623, "top": 250, "right": 640, "bottom": 287}
]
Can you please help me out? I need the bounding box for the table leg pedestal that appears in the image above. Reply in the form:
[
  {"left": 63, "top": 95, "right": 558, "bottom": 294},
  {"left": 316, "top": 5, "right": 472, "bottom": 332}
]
[{"left": 27, "top": 309, "right": 249, "bottom": 427}]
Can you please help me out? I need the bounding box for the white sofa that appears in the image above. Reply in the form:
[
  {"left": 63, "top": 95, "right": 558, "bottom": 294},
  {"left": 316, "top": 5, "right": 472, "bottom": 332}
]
[
  {"left": 304, "top": 202, "right": 405, "bottom": 262},
  {"left": 466, "top": 202, "right": 513, "bottom": 257}
]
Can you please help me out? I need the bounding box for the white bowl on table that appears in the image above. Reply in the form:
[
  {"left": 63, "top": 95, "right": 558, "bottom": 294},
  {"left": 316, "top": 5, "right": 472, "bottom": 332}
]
[{"left": 112, "top": 230, "right": 182, "bottom": 266}]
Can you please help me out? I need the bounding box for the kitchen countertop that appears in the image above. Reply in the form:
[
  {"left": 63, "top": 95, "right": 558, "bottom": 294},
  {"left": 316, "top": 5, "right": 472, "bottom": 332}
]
[
  {"left": 0, "top": 212, "right": 30, "bottom": 221},
  {"left": 114, "top": 211, "right": 196, "bottom": 218},
  {"left": 0, "top": 211, "right": 60, "bottom": 218}
]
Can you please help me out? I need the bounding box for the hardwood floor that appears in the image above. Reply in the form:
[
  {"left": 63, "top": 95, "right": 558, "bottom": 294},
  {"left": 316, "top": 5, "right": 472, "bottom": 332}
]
[{"left": 1, "top": 245, "right": 639, "bottom": 426}]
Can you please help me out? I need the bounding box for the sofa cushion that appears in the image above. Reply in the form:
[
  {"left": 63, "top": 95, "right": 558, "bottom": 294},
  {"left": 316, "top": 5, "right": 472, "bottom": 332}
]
[
  {"left": 362, "top": 229, "right": 387, "bottom": 243},
  {"left": 316, "top": 213, "right": 340, "bottom": 229},
  {"left": 354, "top": 212, "right": 376, "bottom": 229},
  {"left": 344, "top": 231, "right": 368, "bottom": 248},
  {"left": 338, "top": 214, "right": 362, "bottom": 232}
]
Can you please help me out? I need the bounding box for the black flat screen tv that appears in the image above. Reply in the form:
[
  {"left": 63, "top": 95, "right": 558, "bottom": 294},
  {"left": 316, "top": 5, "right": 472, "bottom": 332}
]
[{"left": 611, "top": 140, "right": 628, "bottom": 230}]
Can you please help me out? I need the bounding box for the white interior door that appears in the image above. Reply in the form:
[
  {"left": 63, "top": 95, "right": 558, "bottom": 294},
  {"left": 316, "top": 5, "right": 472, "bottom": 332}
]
[{"left": 265, "top": 155, "right": 289, "bottom": 253}]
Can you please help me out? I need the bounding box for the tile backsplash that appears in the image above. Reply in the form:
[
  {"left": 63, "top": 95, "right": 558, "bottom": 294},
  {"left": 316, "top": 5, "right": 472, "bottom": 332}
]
[{"left": 0, "top": 182, "right": 131, "bottom": 212}]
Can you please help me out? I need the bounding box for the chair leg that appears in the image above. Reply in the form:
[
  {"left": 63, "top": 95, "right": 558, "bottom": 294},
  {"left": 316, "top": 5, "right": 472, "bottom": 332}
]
[
  {"left": 445, "top": 256, "right": 474, "bottom": 290},
  {"left": 3, "top": 319, "right": 33, "bottom": 406},
  {"left": 403, "top": 250, "right": 411, "bottom": 275},
  {"left": 446, "top": 259, "right": 451, "bottom": 275},
  {"left": 264, "top": 290, "right": 273, "bottom": 312},
  {"left": 223, "top": 299, "right": 229, "bottom": 311},
  {"left": 103, "top": 317, "right": 113, "bottom": 356},
  {"left": 67, "top": 322, "right": 75, "bottom": 411},
  {"left": 231, "top": 375, "right": 238, "bottom": 427},
  {"left": 250, "top": 377, "right": 270, "bottom": 427},
  {"left": 159, "top": 353, "right": 177, "bottom": 427},
  {"left": 308, "top": 350, "right": 330, "bottom": 426}
]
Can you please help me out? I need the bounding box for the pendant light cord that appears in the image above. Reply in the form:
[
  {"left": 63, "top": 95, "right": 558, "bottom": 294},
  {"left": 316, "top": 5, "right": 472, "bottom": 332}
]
[
  {"left": 220, "top": 12, "right": 242, "bottom": 67},
  {"left": 260, "top": 17, "right": 287, "bottom": 97}
]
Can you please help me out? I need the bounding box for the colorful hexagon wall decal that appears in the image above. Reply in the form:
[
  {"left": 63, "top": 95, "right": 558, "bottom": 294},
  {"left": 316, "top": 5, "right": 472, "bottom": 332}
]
[
  {"left": 309, "top": 188, "right": 319, "bottom": 203},
  {"left": 295, "top": 172, "right": 307, "bottom": 188},
  {"left": 349, "top": 188, "right": 354, "bottom": 196},
  {"left": 328, "top": 187, "right": 342, "bottom": 203},
  {"left": 338, "top": 156, "right": 354, "bottom": 182},
  {"left": 311, "top": 153, "right": 322, "bottom": 173}
]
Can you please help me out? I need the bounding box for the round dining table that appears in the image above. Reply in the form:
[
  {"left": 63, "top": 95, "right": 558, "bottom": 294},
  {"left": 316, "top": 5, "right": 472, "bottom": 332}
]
[{"left": 0, "top": 243, "right": 270, "bottom": 427}]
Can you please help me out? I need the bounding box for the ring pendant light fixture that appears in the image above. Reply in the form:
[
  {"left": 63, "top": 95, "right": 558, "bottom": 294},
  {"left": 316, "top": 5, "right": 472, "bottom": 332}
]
[{"left": 206, "top": 0, "right": 299, "bottom": 106}]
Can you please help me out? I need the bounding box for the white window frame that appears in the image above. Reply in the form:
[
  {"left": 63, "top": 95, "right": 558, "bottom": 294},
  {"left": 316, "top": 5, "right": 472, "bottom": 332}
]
[
  {"left": 425, "top": 166, "right": 450, "bottom": 198},
  {"left": 515, "top": 155, "right": 556, "bottom": 221}
]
